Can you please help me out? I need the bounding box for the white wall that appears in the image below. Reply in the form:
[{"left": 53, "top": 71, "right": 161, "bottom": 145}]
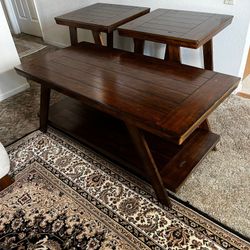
[
  {"left": 34, "top": 0, "right": 98, "bottom": 48},
  {"left": 35, "top": 0, "right": 250, "bottom": 78},
  {"left": 0, "top": 2, "right": 28, "bottom": 101}
]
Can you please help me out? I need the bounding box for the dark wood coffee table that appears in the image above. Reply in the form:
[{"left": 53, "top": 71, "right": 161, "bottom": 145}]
[
  {"left": 55, "top": 3, "right": 150, "bottom": 48},
  {"left": 15, "top": 43, "right": 239, "bottom": 206},
  {"left": 118, "top": 9, "right": 233, "bottom": 70}
]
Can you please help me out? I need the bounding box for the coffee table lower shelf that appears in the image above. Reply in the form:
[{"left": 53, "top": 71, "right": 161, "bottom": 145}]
[{"left": 48, "top": 97, "right": 219, "bottom": 192}]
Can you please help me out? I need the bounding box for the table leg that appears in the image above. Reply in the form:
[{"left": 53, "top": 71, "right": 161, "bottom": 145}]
[
  {"left": 202, "top": 39, "right": 217, "bottom": 149},
  {"left": 203, "top": 39, "right": 213, "bottom": 70},
  {"left": 125, "top": 122, "right": 171, "bottom": 207},
  {"left": 200, "top": 120, "right": 211, "bottom": 131},
  {"left": 133, "top": 38, "right": 145, "bottom": 54},
  {"left": 165, "top": 44, "right": 181, "bottom": 63},
  {"left": 0, "top": 175, "right": 14, "bottom": 191},
  {"left": 92, "top": 31, "right": 104, "bottom": 46},
  {"left": 199, "top": 120, "right": 217, "bottom": 151},
  {"left": 40, "top": 85, "right": 51, "bottom": 133},
  {"left": 69, "top": 27, "right": 78, "bottom": 45},
  {"left": 107, "top": 32, "right": 114, "bottom": 49}
]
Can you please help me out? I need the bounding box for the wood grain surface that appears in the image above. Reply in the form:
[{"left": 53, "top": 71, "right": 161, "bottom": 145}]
[
  {"left": 118, "top": 9, "right": 233, "bottom": 48},
  {"left": 55, "top": 3, "right": 150, "bottom": 33},
  {"left": 15, "top": 42, "right": 239, "bottom": 144}
]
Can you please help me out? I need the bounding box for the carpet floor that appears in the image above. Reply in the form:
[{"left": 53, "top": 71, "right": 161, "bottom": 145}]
[
  {"left": 0, "top": 128, "right": 249, "bottom": 249},
  {"left": 177, "top": 95, "right": 250, "bottom": 238},
  {"left": 14, "top": 37, "right": 47, "bottom": 58}
]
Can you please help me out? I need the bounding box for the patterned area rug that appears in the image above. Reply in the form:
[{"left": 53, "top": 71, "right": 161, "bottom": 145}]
[
  {"left": 1, "top": 129, "right": 249, "bottom": 249},
  {"left": 14, "top": 38, "right": 47, "bottom": 58}
]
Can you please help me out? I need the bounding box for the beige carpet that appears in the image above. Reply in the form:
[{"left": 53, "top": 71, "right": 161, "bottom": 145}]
[
  {"left": 14, "top": 37, "right": 47, "bottom": 58},
  {"left": 178, "top": 95, "right": 250, "bottom": 238}
]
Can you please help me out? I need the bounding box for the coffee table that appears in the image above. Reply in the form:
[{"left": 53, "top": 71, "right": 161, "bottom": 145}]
[
  {"left": 55, "top": 3, "right": 150, "bottom": 48},
  {"left": 118, "top": 8, "right": 233, "bottom": 70},
  {"left": 15, "top": 42, "right": 239, "bottom": 206}
]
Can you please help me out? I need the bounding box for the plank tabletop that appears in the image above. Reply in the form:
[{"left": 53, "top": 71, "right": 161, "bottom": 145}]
[
  {"left": 55, "top": 3, "right": 150, "bottom": 33},
  {"left": 118, "top": 9, "right": 233, "bottom": 48},
  {"left": 15, "top": 43, "right": 239, "bottom": 144}
]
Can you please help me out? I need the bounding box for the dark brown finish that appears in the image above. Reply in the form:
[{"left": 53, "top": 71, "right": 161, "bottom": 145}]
[
  {"left": 15, "top": 43, "right": 239, "bottom": 203},
  {"left": 166, "top": 44, "right": 181, "bottom": 63},
  {"left": 118, "top": 10, "right": 233, "bottom": 148},
  {"left": 15, "top": 42, "right": 239, "bottom": 144},
  {"left": 203, "top": 39, "right": 214, "bottom": 70},
  {"left": 0, "top": 175, "right": 14, "bottom": 191},
  {"left": 118, "top": 9, "right": 233, "bottom": 48},
  {"left": 200, "top": 120, "right": 211, "bottom": 131},
  {"left": 160, "top": 129, "right": 219, "bottom": 191},
  {"left": 118, "top": 9, "right": 233, "bottom": 67},
  {"left": 107, "top": 32, "right": 114, "bottom": 49},
  {"left": 134, "top": 38, "right": 145, "bottom": 54},
  {"left": 40, "top": 85, "right": 50, "bottom": 133},
  {"left": 47, "top": 97, "right": 219, "bottom": 192},
  {"left": 69, "top": 27, "right": 78, "bottom": 46},
  {"left": 125, "top": 123, "right": 171, "bottom": 206},
  {"left": 55, "top": 3, "right": 150, "bottom": 47}
]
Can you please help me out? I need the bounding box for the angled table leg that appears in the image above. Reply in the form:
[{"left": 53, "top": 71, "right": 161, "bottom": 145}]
[
  {"left": 40, "top": 85, "right": 51, "bottom": 133},
  {"left": 125, "top": 122, "right": 171, "bottom": 207},
  {"left": 92, "top": 31, "right": 104, "bottom": 46}
]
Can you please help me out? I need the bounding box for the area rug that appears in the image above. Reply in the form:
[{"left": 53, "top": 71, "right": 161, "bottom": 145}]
[
  {"left": 1, "top": 129, "right": 249, "bottom": 249},
  {"left": 13, "top": 38, "right": 46, "bottom": 58}
]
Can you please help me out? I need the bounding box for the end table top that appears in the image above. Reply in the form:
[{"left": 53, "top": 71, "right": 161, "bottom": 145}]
[
  {"left": 118, "top": 9, "right": 233, "bottom": 48},
  {"left": 55, "top": 3, "right": 150, "bottom": 33}
]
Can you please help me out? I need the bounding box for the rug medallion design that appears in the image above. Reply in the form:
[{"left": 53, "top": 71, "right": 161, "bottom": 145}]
[{"left": 0, "top": 129, "right": 249, "bottom": 249}]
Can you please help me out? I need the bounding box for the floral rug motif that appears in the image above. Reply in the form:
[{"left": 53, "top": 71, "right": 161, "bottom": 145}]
[{"left": 1, "top": 129, "right": 249, "bottom": 249}]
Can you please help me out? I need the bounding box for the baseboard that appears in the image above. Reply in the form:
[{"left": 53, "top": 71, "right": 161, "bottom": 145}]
[
  {"left": 0, "top": 82, "right": 30, "bottom": 102},
  {"left": 232, "top": 79, "right": 242, "bottom": 94},
  {"left": 43, "top": 39, "right": 67, "bottom": 48}
]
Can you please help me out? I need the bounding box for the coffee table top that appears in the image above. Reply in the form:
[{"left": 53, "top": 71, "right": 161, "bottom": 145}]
[
  {"left": 118, "top": 9, "right": 233, "bottom": 48},
  {"left": 15, "top": 43, "right": 239, "bottom": 144},
  {"left": 55, "top": 3, "right": 150, "bottom": 33}
]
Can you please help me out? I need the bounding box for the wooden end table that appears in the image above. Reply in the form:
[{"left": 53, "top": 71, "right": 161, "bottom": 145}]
[
  {"left": 118, "top": 8, "right": 233, "bottom": 69},
  {"left": 55, "top": 3, "right": 150, "bottom": 48},
  {"left": 15, "top": 43, "right": 239, "bottom": 206}
]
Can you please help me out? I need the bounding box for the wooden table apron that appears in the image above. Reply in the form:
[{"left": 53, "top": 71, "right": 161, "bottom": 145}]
[
  {"left": 55, "top": 3, "right": 150, "bottom": 48},
  {"left": 15, "top": 43, "right": 239, "bottom": 207}
]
